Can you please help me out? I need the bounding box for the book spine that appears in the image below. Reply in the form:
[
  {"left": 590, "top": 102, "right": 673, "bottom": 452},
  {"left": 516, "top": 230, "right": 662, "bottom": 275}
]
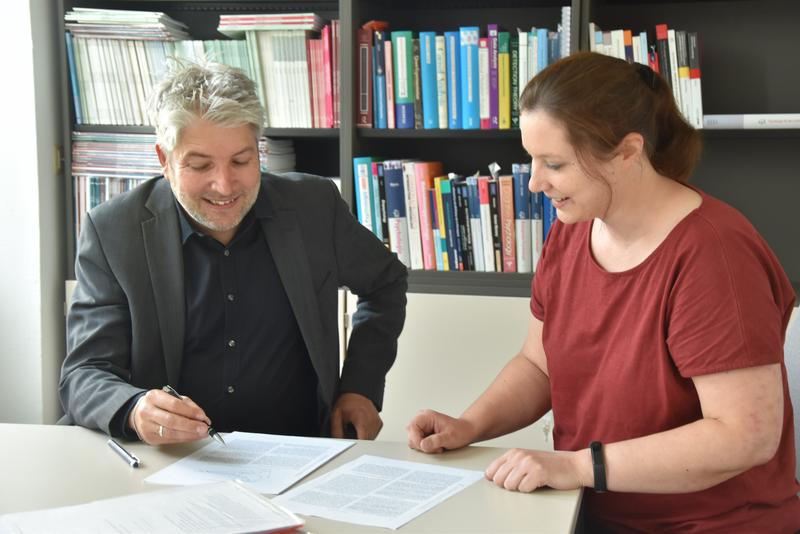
[
  {"left": 478, "top": 38, "right": 490, "bottom": 129},
  {"left": 433, "top": 177, "right": 450, "bottom": 271},
  {"left": 440, "top": 179, "right": 459, "bottom": 270},
  {"left": 687, "top": 32, "right": 703, "bottom": 129},
  {"left": 391, "top": 30, "right": 415, "bottom": 129},
  {"left": 465, "top": 176, "right": 485, "bottom": 272},
  {"left": 415, "top": 162, "right": 441, "bottom": 270},
  {"left": 435, "top": 35, "right": 448, "bottom": 129},
  {"left": 356, "top": 28, "right": 373, "bottom": 127},
  {"left": 412, "top": 38, "right": 423, "bottom": 128},
  {"left": 376, "top": 163, "right": 390, "bottom": 246},
  {"left": 667, "top": 28, "right": 682, "bottom": 111},
  {"left": 531, "top": 190, "right": 543, "bottom": 272},
  {"left": 703, "top": 113, "right": 800, "bottom": 129},
  {"left": 517, "top": 29, "right": 528, "bottom": 99},
  {"left": 384, "top": 160, "right": 411, "bottom": 267},
  {"left": 402, "top": 161, "right": 424, "bottom": 270},
  {"left": 459, "top": 27, "right": 480, "bottom": 129},
  {"left": 384, "top": 40, "right": 395, "bottom": 128},
  {"left": 654, "top": 23, "right": 670, "bottom": 81},
  {"left": 373, "top": 30, "right": 387, "bottom": 128},
  {"left": 321, "top": 24, "right": 334, "bottom": 127},
  {"left": 64, "top": 32, "right": 84, "bottom": 124},
  {"left": 370, "top": 162, "right": 385, "bottom": 243},
  {"left": 332, "top": 19, "right": 340, "bottom": 127},
  {"left": 445, "top": 31, "right": 461, "bottom": 130},
  {"left": 429, "top": 187, "right": 444, "bottom": 271},
  {"left": 488, "top": 24, "right": 499, "bottom": 129},
  {"left": 510, "top": 33, "right": 519, "bottom": 129},
  {"left": 498, "top": 175, "right": 516, "bottom": 272},
  {"left": 498, "top": 31, "right": 510, "bottom": 130},
  {"left": 419, "top": 32, "right": 439, "bottom": 129},
  {"left": 512, "top": 163, "right": 532, "bottom": 273},
  {"left": 488, "top": 179, "right": 502, "bottom": 272},
  {"left": 352, "top": 157, "right": 374, "bottom": 232}
]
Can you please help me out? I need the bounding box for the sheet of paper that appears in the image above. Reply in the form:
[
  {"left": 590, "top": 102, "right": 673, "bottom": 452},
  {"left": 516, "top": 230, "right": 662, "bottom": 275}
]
[
  {"left": 273, "top": 454, "right": 484, "bottom": 530},
  {"left": 145, "top": 431, "right": 354, "bottom": 494},
  {"left": 0, "top": 480, "right": 303, "bottom": 534}
]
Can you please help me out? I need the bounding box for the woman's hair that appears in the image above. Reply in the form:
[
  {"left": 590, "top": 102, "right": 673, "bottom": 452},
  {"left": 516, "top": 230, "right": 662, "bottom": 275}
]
[
  {"left": 519, "top": 51, "right": 701, "bottom": 183},
  {"left": 147, "top": 60, "right": 264, "bottom": 155}
]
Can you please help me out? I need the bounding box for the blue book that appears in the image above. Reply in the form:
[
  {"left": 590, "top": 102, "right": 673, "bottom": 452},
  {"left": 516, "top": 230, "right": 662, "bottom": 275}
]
[
  {"left": 444, "top": 31, "right": 461, "bottom": 130},
  {"left": 373, "top": 31, "right": 387, "bottom": 128},
  {"left": 419, "top": 32, "right": 439, "bottom": 129},
  {"left": 465, "top": 175, "right": 484, "bottom": 271},
  {"left": 383, "top": 160, "right": 411, "bottom": 267},
  {"left": 542, "top": 194, "right": 558, "bottom": 240},
  {"left": 512, "top": 163, "right": 532, "bottom": 273},
  {"left": 370, "top": 161, "right": 385, "bottom": 243},
  {"left": 352, "top": 156, "right": 375, "bottom": 234},
  {"left": 440, "top": 179, "right": 459, "bottom": 270},
  {"left": 391, "top": 31, "right": 416, "bottom": 129},
  {"left": 64, "top": 32, "right": 83, "bottom": 124},
  {"left": 537, "top": 28, "right": 549, "bottom": 72},
  {"left": 459, "top": 27, "right": 480, "bottom": 129}
]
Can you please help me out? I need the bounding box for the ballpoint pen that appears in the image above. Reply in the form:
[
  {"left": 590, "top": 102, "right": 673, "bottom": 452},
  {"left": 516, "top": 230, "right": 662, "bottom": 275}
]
[
  {"left": 107, "top": 438, "right": 140, "bottom": 468},
  {"left": 162, "top": 385, "right": 227, "bottom": 446}
]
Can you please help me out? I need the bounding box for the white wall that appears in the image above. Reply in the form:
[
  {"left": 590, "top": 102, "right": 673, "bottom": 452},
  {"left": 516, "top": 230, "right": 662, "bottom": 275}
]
[
  {"left": 0, "top": 0, "right": 66, "bottom": 423},
  {"left": 371, "top": 292, "right": 554, "bottom": 451}
]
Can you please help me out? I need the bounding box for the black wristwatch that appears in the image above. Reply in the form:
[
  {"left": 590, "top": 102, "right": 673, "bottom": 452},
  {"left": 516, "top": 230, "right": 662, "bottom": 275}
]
[{"left": 589, "top": 441, "right": 607, "bottom": 492}]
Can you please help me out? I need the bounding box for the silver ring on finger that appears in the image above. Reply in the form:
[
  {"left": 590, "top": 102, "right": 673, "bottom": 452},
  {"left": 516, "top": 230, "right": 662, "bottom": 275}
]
[{"left": 158, "top": 424, "right": 164, "bottom": 438}]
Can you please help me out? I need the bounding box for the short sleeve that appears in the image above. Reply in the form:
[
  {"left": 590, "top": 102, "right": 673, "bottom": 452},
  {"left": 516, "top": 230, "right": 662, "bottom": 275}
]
[
  {"left": 666, "top": 216, "right": 792, "bottom": 377},
  {"left": 530, "top": 221, "right": 561, "bottom": 321}
]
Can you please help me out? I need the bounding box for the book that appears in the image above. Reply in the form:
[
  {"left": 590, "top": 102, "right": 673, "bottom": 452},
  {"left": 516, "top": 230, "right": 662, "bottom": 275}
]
[
  {"left": 356, "top": 27, "right": 373, "bottom": 127},
  {"left": 383, "top": 160, "right": 412, "bottom": 267},
  {"left": 488, "top": 24, "right": 499, "bottom": 129},
  {"left": 444, "top": 31, "right": 461, "bottom": 129},
  {"left": 352, "top": 156, "right": 375, "bottom": 233},
  {"left": 512, "top": 163, "right": 532, "bottom": 273},
  {"left": 675, "top": 30, "right": 692, "bottom": 125},
  {"left": 414, "top": 161, "right": 443, "bottom": 270},
  {"left": 433, "top": 176, "right": 452, "bottom": 270},
  {"left": 465, "top": 175, "right": 485, "bottom": 272},
  {"left": 419, "top": 31, "right": 439, "bottom": 129},
  {"left": 703, "top": 113, "right": 800, "bottom": 129},
  {"left": 477, "top": 176, "right": 495, "bottom": 272},
  {"left": 391, "top": 30, "right": 415, "bottom": 128},
  {"left": 487, "top": 179, "right": 502, "bottom": 272},
  {"left": 497, "top": 175, "right": 517, "bottom": 272},
  {"left": 498, "top": 31, "right": 510, "bottom": 129},
  {"left": 667, "top": 28, "right": 682, "bottom": 112},
  {"left": 654, "top": 24, "right": 670, "bottom": 81},
  {"left": 478, "top": 37, "right": 490, "bottom": 129},
  {"left": 459, "top": 26, "right": 480, "bottom": 129},
  {"left": 687, "top": 31, "right": 704, "bottom": 129},
  {"left": 531, "top": 190, "right": 543, "bottom": 271},
  {"left": 384, "top": 39, "right": 396, "bottom": 128},
  {"left": 402, "top": 160, "right": 424, "bottom": 269},
  {"left": 510, "top": 32, "right": 519, "bottom": 128},
  {"left": 435, "top": 35, "right": 448, "bottom": 129},
  {"left": 371, "top": 161, "right": 388, "bottom": 245},
  {"left": 373, "top": 30, "right": 388, "bottom": 128},
  {"left": 412, "top": 37, "right": 423, "bottom": 129}
]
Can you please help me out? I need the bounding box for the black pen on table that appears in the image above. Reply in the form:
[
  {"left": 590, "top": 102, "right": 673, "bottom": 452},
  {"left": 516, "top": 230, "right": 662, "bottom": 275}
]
[
  {"left": 107, "top": 438, "right": 140, "bottom": 468},
  {"left": 162, "top": 385, "right": 227, "bottom": 446}
]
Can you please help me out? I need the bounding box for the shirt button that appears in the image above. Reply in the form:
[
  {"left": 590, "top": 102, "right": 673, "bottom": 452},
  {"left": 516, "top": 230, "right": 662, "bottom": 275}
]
[
  {"left": 223, "top": 249, "right": 230, "bottom": 257},
  {"left": 227, "top": 293, "right": 235, "bottom": 302},
  {"left": 227, "top": 385, "right": 235, "bottom": 394},
  {"left": 228, "top": 339, "right": 236, "bottom": 348}
]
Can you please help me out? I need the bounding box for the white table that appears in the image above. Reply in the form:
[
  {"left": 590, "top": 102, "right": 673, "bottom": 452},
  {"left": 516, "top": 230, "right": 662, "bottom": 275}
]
[{"left": 0, "top": 424, "right": 582, "bottom": 533}]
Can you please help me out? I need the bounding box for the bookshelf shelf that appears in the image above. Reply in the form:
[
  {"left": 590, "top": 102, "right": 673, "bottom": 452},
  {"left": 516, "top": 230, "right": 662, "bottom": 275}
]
[
  {"left": 701, "top": 129, "right": 800, "bottom": 140},
  {"left": 72, "top": 124, "right": 341, "bottom": 139},
  {"left": 408, "top": 270, "right": 533, "bottom": 298},
  {"left": 358, "top": 129, "right": 521, "bottom": 140}
]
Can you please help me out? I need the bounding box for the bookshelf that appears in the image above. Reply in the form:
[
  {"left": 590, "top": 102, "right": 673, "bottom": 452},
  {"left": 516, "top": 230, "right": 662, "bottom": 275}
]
[{"left": 58, "top": 0, "right": 799, "bottom": 296}]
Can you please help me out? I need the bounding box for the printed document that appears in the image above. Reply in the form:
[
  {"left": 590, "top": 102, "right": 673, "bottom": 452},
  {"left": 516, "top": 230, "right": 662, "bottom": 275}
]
[
  {"left": 145, "top": 431, "right": 354, "bottom": 494},
  {"left": 273, "top": 454, "right": 484, "bottom": 529},
  {"left": 0, "top": 480, "right": 303, "bottom": 534}
]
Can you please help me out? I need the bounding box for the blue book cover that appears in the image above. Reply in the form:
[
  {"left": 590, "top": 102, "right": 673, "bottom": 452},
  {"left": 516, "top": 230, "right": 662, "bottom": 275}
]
[
  {"left": 537, "top": 28, "right": 549, "bottom": 72},
  {"left": 459, "top": 27, "right": 480, "bottom": 129},
  {"left": 465, "top": 175, "right": 485, "bottom": 271},
  {"left": 439, "top": 179, "right": 458, "bottom": 270},
  {"left": 370, "top": 161, "right": 385, "bottom": 243},
  {"left": 512, "top": 163, "right": 532, "bottom": 273},
  {"left": 419, "top": 32, "right": 439, "bottom": 129},
  {"left": 373, "top": 30, "right": 387, "bottom": 128},
  {"left": 64, "top": 32, "right": 83, "bottom": 124},
  {"left": 444, "top": 31, "right": 461, "bottom": 130},
  {"left": 352, "top": 156, "right": 375, "bottom": 233}
]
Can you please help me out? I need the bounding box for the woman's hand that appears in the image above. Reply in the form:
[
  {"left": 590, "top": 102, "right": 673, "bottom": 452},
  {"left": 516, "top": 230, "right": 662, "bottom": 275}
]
[
  {"left": 485, "top": 448, "right": 591, "bottom": 492},
  {"left": 406, "top": 409, "right": 478, "bottom": 453}
]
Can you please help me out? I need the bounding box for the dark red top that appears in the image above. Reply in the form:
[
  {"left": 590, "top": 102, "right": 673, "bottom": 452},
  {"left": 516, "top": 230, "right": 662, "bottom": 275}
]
[{"left": 531, "top": 189, "right": 799, "bottom": 532}]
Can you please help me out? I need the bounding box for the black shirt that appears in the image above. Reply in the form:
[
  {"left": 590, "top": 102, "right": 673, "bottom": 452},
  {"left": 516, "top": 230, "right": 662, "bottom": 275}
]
[{"left": 176, "top": 192, "right": 320, "bottom": 437}]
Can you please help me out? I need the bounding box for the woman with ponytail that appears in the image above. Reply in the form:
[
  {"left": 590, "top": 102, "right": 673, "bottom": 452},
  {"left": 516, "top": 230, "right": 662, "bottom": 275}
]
[{"left": 408, "top": 52, "right": 798, "bottom": 532}]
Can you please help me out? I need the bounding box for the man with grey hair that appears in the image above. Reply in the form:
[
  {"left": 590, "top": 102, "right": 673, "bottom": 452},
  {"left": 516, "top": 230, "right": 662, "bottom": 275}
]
[{"left": 59, "top": 61, "right": 407, "bottom": 444}]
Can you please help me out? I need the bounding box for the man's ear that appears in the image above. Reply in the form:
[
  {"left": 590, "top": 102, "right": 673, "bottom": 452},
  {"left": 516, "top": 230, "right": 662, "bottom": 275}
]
[{"left": 155, "top": 144, "right": 170, "bottom": 177}]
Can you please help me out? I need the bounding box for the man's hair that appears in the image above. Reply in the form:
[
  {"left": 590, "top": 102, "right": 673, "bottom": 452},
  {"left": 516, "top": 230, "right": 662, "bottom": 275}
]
[{"left": 147, "top": 60, "right": 264, "bottom": 154}]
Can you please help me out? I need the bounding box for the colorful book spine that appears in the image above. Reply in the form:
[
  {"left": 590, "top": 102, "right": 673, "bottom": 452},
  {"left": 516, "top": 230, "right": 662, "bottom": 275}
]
[
  {"left": 440, "top": 177, "right": 460, "bottom": 270},
  {"left": 510, "top": 32, "right": 519, "bottom": 128},
  {"left": 433, "top": 176, "right": 451, "bottom": 271},
  {"left": 654, "top": 24, "right": 671, "bottom": 81},
  {"left": 429, "top": 187, "right": 444, "bottom": 271},
  {"left": 391, "top": 30, "right": 415, "bottom": 129},
  {"left": 401, "top": 160, "right": 424, "bottom": 270},
  {"left": 487, "top": 24, "right": 499, "bottom": 129},
  {"left": 64, "top": 32, "right": 83, "bottom": 124},
  {"left": 370, "top": 161, "right": 386, "bottom": 245},
  {"left": 383, "top": 160, "right": 411, "bottom": 267},
  {"left": 453, "top": 180, "right": 474, "bottom": 271},
  {"left": 687, "top": 32, "right": 703, "bottom": 129},
  {"left": 477, "top": 176, "right": 495, "bottom": 272},
  {"left": 498, "top": 31, "right": 510, "bottom": 130},
  {"left": 435, "top": 35, "right": 448, "bottom": 129},
  {"left": 356, "top": 28, "right": 373, "bottom": 127},
  {"left": 488, "top": 179, "right": 502, "bottom": 272},
  {"left": 459, "top": 27, "right": 480, "bottom": 129},
  {"left": 445, "top": 31, "right": 461, "bottom": 130},
  {"left": 415, "top": 161, "right": 443, "bottom": 270},
  {"left": 498, "top": 175, "right": 516, "bottom": 272},
  {"left": 531, "top": 190, "right": 543, "bottom": 271},
  {"left": 412, "top": 37, "right": 423, "bottom": 129},
  {"left": 376, "top": 162, "right": 390, "bottom": 246},
  {"left": 352, "top": 156, "right": 374, "bottom": 232},
  {"left": 478, "top": 37, "right": 490, "bottom": 129},
  {"left": 321, "top": 24, "right": 334, "bottom": 127},
  {"left": 373, "top": 30, "right": 388, "bottom": 128},
  {"left": 419, "top": 31, "right": 439, "bottom": 129},
  {"left": 512, "top": 163, "right": 532, "bottom": 273},
  {"left": 384, "top": 40, "right": 395, "bottom": 128},
  {"left": 675, "top": 30, "right": 693, "bottom": 125},
  {"left": 465, "top": 176, "right": 485, "bottom": 272}
]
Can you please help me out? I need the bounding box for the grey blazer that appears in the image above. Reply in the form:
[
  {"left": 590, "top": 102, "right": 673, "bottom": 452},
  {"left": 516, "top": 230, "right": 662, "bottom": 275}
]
[{"left": 59, "top": 173, "right": 407, "bottom": 435}]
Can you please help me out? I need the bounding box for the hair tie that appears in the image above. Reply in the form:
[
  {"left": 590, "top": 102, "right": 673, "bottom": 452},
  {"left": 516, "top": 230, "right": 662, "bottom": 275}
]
[{"left": 636, "top": 62, "right": 657, "bottom": 90}]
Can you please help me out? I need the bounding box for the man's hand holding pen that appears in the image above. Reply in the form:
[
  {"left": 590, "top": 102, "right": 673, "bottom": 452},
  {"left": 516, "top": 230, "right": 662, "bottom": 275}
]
[{"left": 127, "top": 388, "right": 215, "bottom": 445}]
